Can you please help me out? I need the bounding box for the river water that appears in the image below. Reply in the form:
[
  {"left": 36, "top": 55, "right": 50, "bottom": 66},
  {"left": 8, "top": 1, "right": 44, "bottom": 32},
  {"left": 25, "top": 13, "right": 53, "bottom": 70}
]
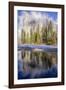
[{"left": 18, "top": 48, "right": 57, "bottom": 79}]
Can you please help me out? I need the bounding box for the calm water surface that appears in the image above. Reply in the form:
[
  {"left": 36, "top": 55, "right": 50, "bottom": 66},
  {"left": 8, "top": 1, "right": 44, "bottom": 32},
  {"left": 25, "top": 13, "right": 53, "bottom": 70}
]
[{"left": 18, "top": 48, "right": 57, "bottom": 79}]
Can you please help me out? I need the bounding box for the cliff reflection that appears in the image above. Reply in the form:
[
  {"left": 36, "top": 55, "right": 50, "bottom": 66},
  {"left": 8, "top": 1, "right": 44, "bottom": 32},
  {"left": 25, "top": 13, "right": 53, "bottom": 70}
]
[{"left": 18, "top": 49, "right": 57, "bottom": 79}]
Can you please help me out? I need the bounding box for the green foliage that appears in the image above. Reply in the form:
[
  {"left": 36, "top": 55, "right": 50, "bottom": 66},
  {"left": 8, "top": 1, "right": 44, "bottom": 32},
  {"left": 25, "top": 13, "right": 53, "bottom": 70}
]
[{"left": 20, "top": 21, "right": 57, "bottom": 45}]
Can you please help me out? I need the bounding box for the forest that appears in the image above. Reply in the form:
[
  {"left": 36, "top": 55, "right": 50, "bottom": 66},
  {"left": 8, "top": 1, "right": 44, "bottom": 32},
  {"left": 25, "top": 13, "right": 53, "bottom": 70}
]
[{"left": 18, "top": 11, "right": 57, "bottom": 45}]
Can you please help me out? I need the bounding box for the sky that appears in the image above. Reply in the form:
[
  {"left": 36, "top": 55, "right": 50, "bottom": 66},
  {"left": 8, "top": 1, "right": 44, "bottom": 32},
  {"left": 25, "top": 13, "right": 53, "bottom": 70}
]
[
  {"left": 18, "top": 10, "right": 57, "bottom": 21},
  {"left": 17, "top": 10, "right": 57, "bottom": 30}
]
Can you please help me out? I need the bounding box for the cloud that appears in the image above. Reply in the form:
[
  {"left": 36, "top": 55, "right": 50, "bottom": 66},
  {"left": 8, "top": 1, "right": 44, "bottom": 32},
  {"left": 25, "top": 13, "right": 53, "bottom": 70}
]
[{"left": 18, "top": 11, "right": 57, "bottom": 31}]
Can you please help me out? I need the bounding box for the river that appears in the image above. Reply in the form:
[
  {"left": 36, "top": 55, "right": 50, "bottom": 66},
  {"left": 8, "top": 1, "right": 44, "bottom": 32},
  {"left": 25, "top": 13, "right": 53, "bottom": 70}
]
[{"left": 18, "top": 45, "right": 57, "bottom": 79}]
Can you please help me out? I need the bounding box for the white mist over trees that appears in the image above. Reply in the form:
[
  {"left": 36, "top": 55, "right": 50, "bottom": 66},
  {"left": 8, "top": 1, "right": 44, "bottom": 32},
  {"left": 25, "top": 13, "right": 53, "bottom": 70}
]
[{"left": 18, "top": 11, "right": 57, "bottom": 45}]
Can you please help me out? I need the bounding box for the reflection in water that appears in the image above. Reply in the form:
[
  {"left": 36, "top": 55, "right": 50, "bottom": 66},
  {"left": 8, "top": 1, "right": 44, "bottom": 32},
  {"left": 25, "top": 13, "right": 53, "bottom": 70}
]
[{"left": 18, "top": 49, "right": 57, "bottom": 79}]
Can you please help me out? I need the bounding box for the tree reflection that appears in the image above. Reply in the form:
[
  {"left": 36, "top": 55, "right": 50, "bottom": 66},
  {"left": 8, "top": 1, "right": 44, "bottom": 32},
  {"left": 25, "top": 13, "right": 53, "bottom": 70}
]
[{"left": 20, "top": 49, "right": 57, "bottom": 72}]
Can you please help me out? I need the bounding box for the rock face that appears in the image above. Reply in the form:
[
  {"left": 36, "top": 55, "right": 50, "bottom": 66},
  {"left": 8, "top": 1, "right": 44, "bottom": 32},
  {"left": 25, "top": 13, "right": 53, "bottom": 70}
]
[
  {"left": 17, "top": 11, "right": 57, "bottom": 79},
  {"left": 18, "top": 11, "right": 57, "bottom": 45}
]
